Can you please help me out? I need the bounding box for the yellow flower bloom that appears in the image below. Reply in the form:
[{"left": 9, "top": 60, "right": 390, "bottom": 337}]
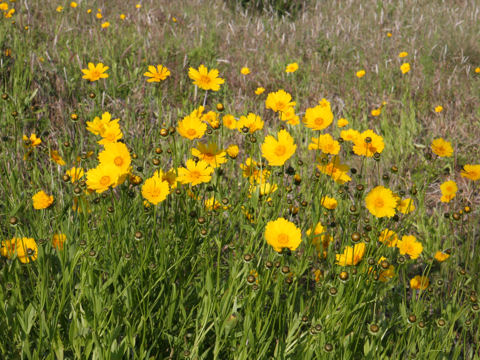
[
  {"left": 261, "top": 129, "right": 296, "bottom": 166},
  {"left": 191, "top": 142, "right": 227, "bottom": 168},
  {"left": 188, "top": 64, "right": 224, "bottom": 91},
  {"left": 240, "top": 67, "right": 250, "bottom": 75},
  {"left": 1, "top": 237, "right": 38, "bottom": 263},
  {"left": 32, "top": 190, "right": 54, "bottom": 210},
  {"left": 81, "top": 62, "right": 109, "bottom": 82},
  {"left": 97, "top": 122, "right": 123, "bottom": 145},
  {"left": 440, "top": 180, "right": 457, "bottom": 203},
  {"left": 378, "top": 229, "right": 398, "bottom": 247},
  {"left": 352, "top": 129, "right": 384, "bottom": 157},
  {"left": 56, "top": 6, "right": 63, "bottom": 12},
  {"left": 136, "top": 4, "right": 141, "bottom": 8},
  {"left": 141, "top": 173, "right": 170, "bottom": 205},
  {"left": 50, "top": 150, "right": 66, "bottom": 165},
  {"left": 101, "top": 21, "right": 110, "bottom": 28},
  {"left": 285, "top": 62, "right": 298, "bottom": 73},
  {"left": 66, "top": 167, "right": 85, "bottom": 183},
  {"left": 204, "top": 197, "right": 223, "bottom": 211},
  {"left": 5, "top": 8, "right": 15, "bottom": 18},
  {"left": 387, "top": 32, "right": 392, "bottom": 37},
  {"left": 460, "top": 164, "right": 480, "bottom": 181},
  {"left": 153, "top": 169, "right": 177, "bottom": 189},
  {"left": 52, "top": 233, "right": 66, "bottom": 250},
  {"left": 321, "top": 196, "right": 337, "bottom": 210},
  {"left": 264, "top": 218, "right": 302, "bottom": 252},
  {"left": 410, "top": 275, "right": 429, "bottom": 290},
  {"left": 240, "top": 158, "right": 270, "bottom": 184},
  {"left": 86, "top": 112, "right": 119, "bottom": 136},
  {"left": 371, "top": 108, "right": 381, "bottom": 117},
  {"left": 316, "top": 157, "right": 351, "bottom": 184},
  {"left": 236, "top": 113, "right": 264, "bottom": 134},
  {"left": 23, "top": 133, "right": 42, "bottom": 147},
  {"left": 120, "top": 14, "right": 126, "bottom": 20},
  {"left": 303, "top": 100, "right": 334, "bottom": 131},
  {"left": 400, "top": 62, "right": 410, "bottom": 74},
  {"left": 475, "top": 67, "right": 480, "bottom": 73},
  {"left": 222, "top": 114, "right": 237, "bottom": 130},
  {"left": 340, "top": 129, "right": 360, "bottom": 142},
  {"left": 337, "top": 118, "right": 349, "bottom": 127},
  {"left": 434, "top": 105, "right": 443, "bottom": 113},
  {"left": 431, "top": 138, "right": 453, "bottom": 157},
  {"left": 86, "top": 164, "right": 121, "bottom": 193},
  {"left": 308, "top": 134, "right": 340, "bottom": 155},
  {"left": 398, "top": 52, "right": 408, "bottom": 58},
  {"left": 98, "top": 142, "right": 132, "bottom": 174},
  {"left": 201, "top": 111, "right": 220, "bottom": 129},
  {"left": 177, "top": 111, "right": 207, "bottom": 140},
  {"left": 336, "top": 243, "right": 366, "bottom": 266},
  {"left": 177, "top": 160, "right": 214, "bottom": 186},
  {"left": 356, "top": 70, "right": 366, "bottom": 78},
  {"left": 365, "top": 186, "right": 397, "bottom": 218},
  {"left": 279, "top": 106, "right": 299, "bottom": 125},
  {"left": 397, "top": 235, "right": 423, "bottom": 259},
  {"left": 434, "top": 251, "right": 450, "bottom": 262},
  {"left": 255, "top": 87, "right": 265, "bottom": 95},
  {"left": 397, "top": 198, "right": 415, "bottom": 214},
  {"left": 144, "top": 65, "right": 171, "bottom": 82},
  {"left": 226, "top": 145, "right": 239, "bottom": 159},
  {"left": 70, "top": 2, "right": 78, "bottom": 8},
  {"left": 265, "top": 89, "right": 295, "bottom": 113},
  {"left": 96, "top": 12, "right": 102, "bottom": 19},
  {"left": 250, "top": 182, "right": 278, "bottom": 198}
]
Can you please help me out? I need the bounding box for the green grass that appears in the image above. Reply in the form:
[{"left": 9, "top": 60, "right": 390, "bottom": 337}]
[{"left": 0, "top": 0, "right": 480, "bottom": 359}]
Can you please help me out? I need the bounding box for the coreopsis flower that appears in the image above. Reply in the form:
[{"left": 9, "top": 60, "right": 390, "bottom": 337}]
[
  {"left": 5, "top": 8, "right": 15, "bottom": 18},
  {"left": 204, "top": 197, "right": 223, "bottom": 211},
  {"left": 191, "top": 142, "right": 227, "bottom": 168},
  {"left": 70, "top": 2, "right": 78, "bottom": 8},
  {"left": 97, "top": 122, "right": 123, "bottom": 145},
  {"left": 475, "top": 67, "right": 480, "bottom": 73},
  {"left": 440, "top": 180, "right": 457, "bottom": 203},
  {"left": 144, "top": 65, "right": 170, "bottom": 82},
  {"left": 23, "top": 133, "right": 42, "bottom": 147},
  {"left": 434, "top": 105, "right": 443, "bottom": 113},
  {"left": 32, "top": 190, "right": 54, "bottom": 210},
  {"left": 280, "top": 106, "right": 300, "bottom": 125},
  {"left": 240, "top": 158, "right": 270, "bottom": 184},
  {"left": 201, "top": 111, "right": 220, "bottom": 129},
  {"left": 188, "top": 64, "right": 224, "bottom": 91},
  {"left": 356, "top": 70, "right": 366, "bottom": 78},
  {"left": 265, "top": 89, "right": 296, "bottom": 113},
  {"left": 371, "top": 108, "right": 381, "bottom": 117},
  {"left": 250, "top": 182, "right": 278, "bottom": 198},
  {"left": 400, "top": 63, "right": 410, "bottom": 74},
  {"left": 337, "top": 118, "right": 348, "bottom": 127},
  {"left": 285, "top": 62, "right": 298, "bottom": 73},
  {"left": 56, "top": 6, "right": 64, "bottom": 12},
  {"left": 336, "top": 243, "right": 366, "bottom": 266},
  {"left": 1, "top": 237, "right": 38, "bottom": 263},
  {"left": 303, "top": 101, "right": 334, "bottom": 131},
  {"left": 81, "top": 62, "right": 109, "bottom": 82},
  {"left": 397, "top": 198, "right": 415, "bottom": 214},
  {"left": 365, "top": 186, "right": 397, "bottom": 218},
  {"left": 98, "top": 142, "right": 132, "bottom": 174},
  {"left": 264, "top": 218, "right": 302, "bottom": 252},
  {"left": 50, "top": 150, "right": 66, "bottom": 165},
  {"left": 340, "top": 129, "right": 360, "bottom": 142},
  {"left": 101, "top": 22, "right": 110, "bottom": 28},
  {"left": 352, "top": 129, "right": 385, "bottom": 157},
  {"left": 396, "top": 235, "right": 423, "bottom": 259},
  {"left": 261, "top": 129, "right": 296, "bottom": 166},
  {"left": 86, "top": 164, "right": 121, "bottom": 193},
  {"left": 240, "top": 67, "right": 250, "bottom": 75},
  {"left": 255, "top": 87, "right": 265, "bottom": 95},
  {"left": 96, "top": 12, "right": 102, "bottom": 19},
  {"left": 378, "top": 229, "right": 398, "bottom": 247},
  {"left": 120, "top": 14, "right": 126, "bottom": 20},
  {"left": 141, "top": 173, "right": 170, "bottom": 205},
  {"left": 308, "top": 134, "right": 340, "bottom": 155},
  {"left": 86, "top": 112, "right": 119, "bottom": 136},
  {"left": 154, "top": 169, "right": 178, "bottom": 189},
  {"left": 136, "top": 4, "right": 141, "bottom": 8},
  {"left": 398, "top": 52, "right": 408, "bottom": 58},
  {"left": 177, "top": 160, "right": 214, "bottom": 186},
  {"left": 410, "top": 275, "right": 429, "bottom": 290},
  {"left": 434, "top": 251, "right": 450, "bottom": 262},
  {"left": 316, "top": 157, "right": 351, "bottom": 184},
  {"left": 460, "top": 164, "right": 480, "bottom": 181},
  {"left": 321, "top": 196, "right": 337, "bottom": 210},
  {"left": 226, "top": 145, "right": 239, "bottom": 159},
  {"left": 66, "top": 167, "right": 85, "bottom": 183},
  {"left": 431, "top": 138, "right": 453, "bottom": 157},
  {"left": 222, "top": 114, "right": 237, "bottom": 130},
  {"left": 236, "top": 113, "right": 264, "bottom": 134},
  {"left": 177, "top": 111, "right": 206, "bottom": 140},
  {"left": 52, "top": 233, "right": 66, "bottom": 250}
]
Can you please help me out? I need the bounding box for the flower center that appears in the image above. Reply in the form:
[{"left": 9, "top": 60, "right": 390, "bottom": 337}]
[
  {"left": 190, "top": 170, "right": 201, "bottom": 179},
  {"left": 114, "top": 156, "right": 124, "bottom": 166},
  {"left": 276, "top": 101, "right": 285, "bottom": 111},
  {"left": 200, "top": 75, "right": 212, "bottom": 85},
  {"left": 275, "top": 145, "right": 286, "bottom": 156},
  {"left": 314, "top": 117, "right": 324, "bottom": 126},
  {"left": 187, "top": 129, "right": 197, "bottom": 137},
  {"left": 374, "top": 198, "right": 385, "bottom": 208},
  {"left": 278, "top": 233, "right": 289, "bottom": 244},
  {"left": 100, "top": 175, "right": 111, "bottom": 186}
]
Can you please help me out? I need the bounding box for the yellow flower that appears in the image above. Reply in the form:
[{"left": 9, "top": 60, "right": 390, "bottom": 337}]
[
  {"left": 434, "top": 105, "right": 443, "bottom": 113},
  {"left": 316, "top": 157, "right": 351, "bottom": 184},
  {"left": 410, "top": 275, "right": 429, "bottom": 290},
  {"left": 86, "top": 112, "right": 119, "bottom": 136},
  {"left": 153, "top": 169, "right": 177, "bottom": 189},
  {"left": 431, "top": 138, "right": 453, "bottom": 157},
  {"left": 1, "top": 237, "right": 38, "bottom": 263},
  {"left": 222, "top": 114, "right": 237, "bottom": 130},
  {"left": 52, "top": 233, "right": 66, "bottom": 250},
  {"left": 352, "top": 129, "right": 384, "bottom": 157},
  {"left": 265, "top": 89, "right": 295, "bottom": 113},
  {"left": 285, "top": 62, "right": 298, "bottom": 73},
  {"left": 321, "top": 196, "right": 337, "bottom": 210},
  {"left": 204, "top": 197, "right": 223, "bottom": 211},
  {"left": 120, "top": 14, "right": 126, "bottom": 20},
  {"left": 397, "top": 235, "right": 423, "bottom": 259},
  {"left": 70, "top": 2, "right": 78, "bottom": 8},
  {"left": 378, "top": 229, "right": 398, "bottom": 247},
  {"left": 398, "top": 52, "right": 408, "bottom": 58},
  {"left": 177, "top": 160, "right": 214, "bottom": 186},
  {"left": 365, "top": 186, "right": 397, "bottom": 218},
  {"left": 86, "top": 164, "right": 121, "bottom": 193},
  {"left": 460, "top": 164, "right": 480, "bottom": 181},
  {"left": 177, "top": 111, "right": 207, "bottom": 140},
  {"left": 101, "top": 21, "right": 110, "bottom": 28},
  {"left": 98, "top": 142, "right": 132, "bottom": 174},
  {"left": 188, "top": 64, "right": 224, "bottom": 91},
  {"left": 50, "top": 150, "right": 66, "bottom": 165},
  {"left": 236, "top": 113, "right": 264, "bottom": 134},
  {"left": 191, "top": 142, "right": 227, "bottom": 168},
  {"left": 264, "top": 218, "right": 302, "bottom": 252},
  {"left": 336, "top": 243, "right": 366, "bottom": 266},
  {"left": 340, "top": 129, "right": 360, "bottom": 142},
  {"left": 56, "top": 6, "right": 63, "bottom": 12},
  {"left": 371, "top": 108, "right": 381, "bottom": 117},
  {"left": 279, "top": 106, "right": 300, "bottom": 125},
  {"left": 475, "top": 67, "right": 480, "bottom": 73},
  {"left": 308, "top": 134, "right": 340, "bottom": 155},
  {"left": 136, "top": 4, "right": 141, "bottom": 8},
  {"left": 23, "top": 133, "right": 42, "bottom": 147},
  {"left": 81, "top": 62, "right": 109, "bottom": 82},
  {"left": 397, "top": 198, "right": 415, "bottom": 214},
  {"left": 96, "top": 12, "right": 102, "bottom": 19},
  {"left": 240, "top": 67, "right": 250, "bottom": 75},
  {"left": 201, "top": 111, "right": 220, "bottom": 129},
  {"left": 144, "top": 65, "right": 171, "bottom": 82},
  {"left": 440, "top": 180, "right": 457, "bottom": 203},
  {"left": 400, "top": 63, "right": 410, "bottom": 74},
  {"left": 337, "top": 118, "right": 349, "bottom": 127},
  {"left": 240, "top": 158, "right": 270, "bottom": 184},
  {"left": 434, "top": 251, "right": 450, "bottom": 262},
  {"left": 66, "top": 167, "right": 85, "bottom": 183},
  {"left": 303, "top": 101, "right": 334, "bottom": 131},
  {"left": 255, "top": 87, "right": 265, "bottom": 95},
  {"left": 387, "top": 32, "right": 392, "bottom": 37},
  {"left": 141, "top": 173, "right": 170, "bottom": 205},
  {"left": 97, "top": 122, "right": 123, "bottom": 145},
  {"left": 5, "top": 8, "right": 15, "bottom": 18},
  {"left": 250, "top": 182, "right": 278, "bottom": 198},
  {"left": 32, "top": 190, "right": 54, "bottom": 210},
  {"left": 261, "top": 129, "right": 296, "bottom": 166},
  {"left": 356, "top": 70, "right": 366, "bottom": 78},
  {"left": 226, "top": 145, "right": 239, "bottom": 159}
]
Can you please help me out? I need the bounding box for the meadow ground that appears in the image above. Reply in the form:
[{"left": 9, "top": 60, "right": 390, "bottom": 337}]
[{"left": 0, "top": 0, "right": 480, "bottom": 358}]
